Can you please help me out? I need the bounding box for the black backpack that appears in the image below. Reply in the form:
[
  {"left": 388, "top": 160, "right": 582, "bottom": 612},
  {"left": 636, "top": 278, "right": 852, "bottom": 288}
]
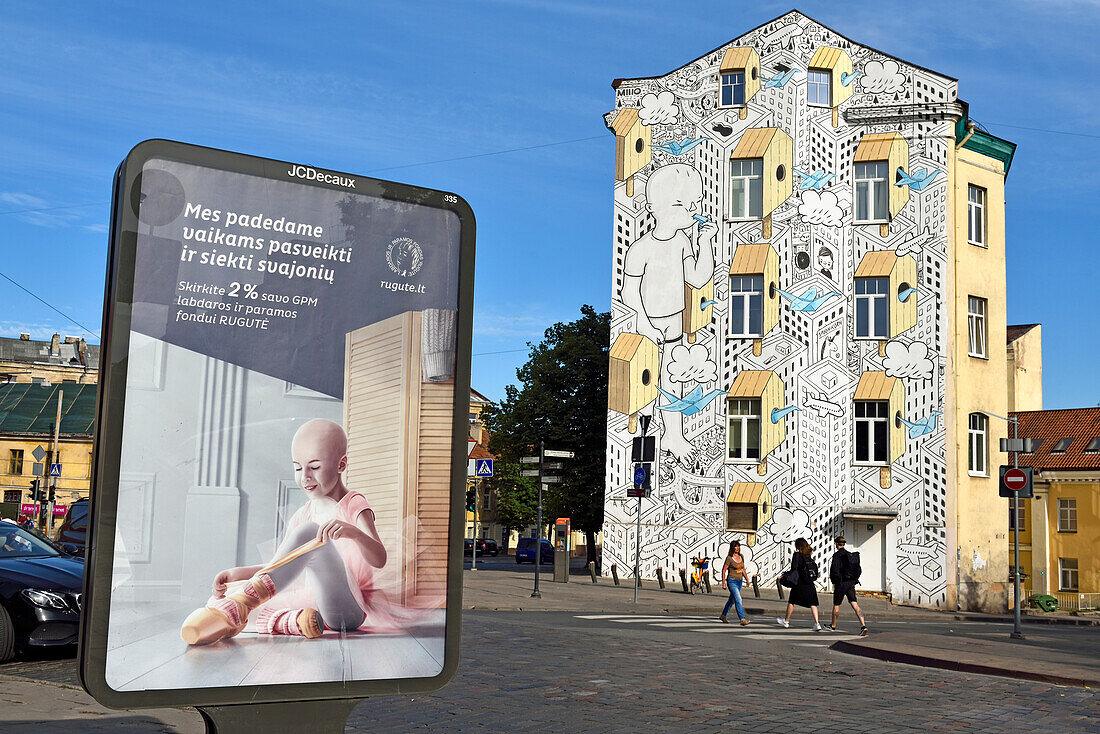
[
  {"left": 803, "top": 556, "right": 819, "bottom": 583},
  {"left": 841, "top": 551, "right": 861, "bottom": 582}
]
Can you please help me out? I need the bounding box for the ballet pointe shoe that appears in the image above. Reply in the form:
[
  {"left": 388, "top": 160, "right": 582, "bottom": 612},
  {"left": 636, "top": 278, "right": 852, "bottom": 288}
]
[
  {"left": 181, "top": 573, "right": 277, "bottom": 645},
  {"left": 256, "top": 607, "right": 324, "bottom": 639}
]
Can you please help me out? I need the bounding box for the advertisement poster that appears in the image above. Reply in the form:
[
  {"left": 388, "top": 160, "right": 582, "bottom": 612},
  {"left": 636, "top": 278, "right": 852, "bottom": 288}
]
[{"left": 84, "top": 142, "right": 471, "bottom": 700}]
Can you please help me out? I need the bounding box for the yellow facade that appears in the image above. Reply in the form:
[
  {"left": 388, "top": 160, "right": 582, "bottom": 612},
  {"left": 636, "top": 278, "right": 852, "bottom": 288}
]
[
  {"left": 1, "top": 436, "right": 92, "bottom": 514},
  {"left": 1007, "top": 325, "right": 1043, "bottom": 413}
]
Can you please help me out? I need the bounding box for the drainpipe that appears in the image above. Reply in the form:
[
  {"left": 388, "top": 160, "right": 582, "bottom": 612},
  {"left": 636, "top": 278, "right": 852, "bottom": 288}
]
[{"left": 955, "top": 121, "right": 976, "bottom": 150}]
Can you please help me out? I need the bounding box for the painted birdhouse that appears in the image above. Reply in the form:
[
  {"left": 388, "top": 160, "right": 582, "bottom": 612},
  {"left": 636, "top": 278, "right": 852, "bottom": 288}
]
[
  {"left": 726, "top": 370, "right": 786, "bottom": 475},
  {"left": 728, "top": 243, "right": 780, "bottom": 356},
  {"left": 608, "top": 331, "right": 659, "bottom": 434},
  {"left": 853, "top": 371, "right": 906, "bottom": 488},
  {"left": 808, "top": 46, "right": 854, "bottom": 127},
  {"left": 683, "top": 279, "right": 714, "bottom": 344},
  {"left": 854, "top": 132, "right": 910, "bottom": 236},
  {"left": 854, "top": 251, "right": 917, "bottom": 353},
  {"left": 725, "top": 482, "right": 773, "bottom": 545},
  {"left": 729, "top": 128, "right": 793, "bottom": 238},
  {"left": 608, "top": 108, "right": 651, "bottom": 197},
  {"left": 719, "top": 46, "right": 761, "bottom": 119}
]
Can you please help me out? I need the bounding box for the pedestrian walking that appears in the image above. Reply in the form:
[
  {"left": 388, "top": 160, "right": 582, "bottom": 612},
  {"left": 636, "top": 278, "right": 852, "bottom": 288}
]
[
  {"left": 718, "top": 540, "right": 751, "bottom": 625},
  {"left": 776, "top": 537, "right": 822, "bottom": 631},
  {"left": 828, "top": 536, "right": 868, "bottom": 636}
]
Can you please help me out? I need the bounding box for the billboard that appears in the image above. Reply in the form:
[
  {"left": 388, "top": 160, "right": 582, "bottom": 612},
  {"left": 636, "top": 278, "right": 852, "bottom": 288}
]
[{"left": 80, "top": 140, "right": 474, "bottom": 709}]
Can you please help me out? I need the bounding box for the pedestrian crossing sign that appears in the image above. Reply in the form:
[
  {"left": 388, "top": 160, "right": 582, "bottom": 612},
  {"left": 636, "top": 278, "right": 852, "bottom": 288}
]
[{"left": 474, "top": 459, "right": 494, "bottom": 478}]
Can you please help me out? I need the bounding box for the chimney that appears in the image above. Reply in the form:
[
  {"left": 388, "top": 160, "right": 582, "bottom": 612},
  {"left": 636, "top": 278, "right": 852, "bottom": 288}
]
[
  {"left": 50, "top": 333, "right": 61, "bottom": 356},
  {"left": 64, "top": 336, "right": 78, "bottom": 344},
  {"left": 19, "top": 333, "right": 30, "bottom": 340}
]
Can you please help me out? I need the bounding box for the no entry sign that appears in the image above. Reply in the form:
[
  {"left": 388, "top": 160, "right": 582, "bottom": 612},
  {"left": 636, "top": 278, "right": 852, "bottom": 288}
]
[{"left": 999, "top": 465, "right": 1034, "bottom": 498}]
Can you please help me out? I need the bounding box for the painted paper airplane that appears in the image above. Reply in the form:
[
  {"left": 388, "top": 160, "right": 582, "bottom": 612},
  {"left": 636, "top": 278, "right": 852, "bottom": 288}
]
[
  {"left": 841, "top": 71, "right": 862, "bottom": 87},
  {"left": 692, "top": 214, "right": 710, "bottom": 231},
  {"left": 898, "top": 410, "right": 941, "bottom": 438},
  {"left": 656, "top": 386, "right": 727, "bottom": 417},
  {"left": 898, "top": 287, "right": 918, "bottom": 303},
  {"left": 700, "top": 299, "right": 718, "bottom": 310},
  {"left": 793, "top": 168, "right": 836, "bottom": 190},
  {"left": 896, "top": 167, "right": 942, "bottom": 191},
  {"left": 803, "top": 392, "right": 843, "bottom": 418},
  {"left": 762, "top": 69, "right": 798, "bottom": 89},
  {"left": 771, "top": 405, "right": 802, "bottom": 423},
  {"left": 776, "top": 287, "right": 841, "bottom": 312},
  {"left": 654, "top": 137, "right": 709, "bottom": 156}
]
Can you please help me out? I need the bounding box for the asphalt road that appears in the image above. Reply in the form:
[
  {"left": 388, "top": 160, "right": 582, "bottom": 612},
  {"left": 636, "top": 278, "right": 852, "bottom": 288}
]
[{"left": 3, "top": 610, "right": 1097, "bottom": 733}]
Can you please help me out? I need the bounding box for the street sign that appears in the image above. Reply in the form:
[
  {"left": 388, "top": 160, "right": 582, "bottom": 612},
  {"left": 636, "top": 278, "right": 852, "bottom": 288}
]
[
  {"left": 474, "top": 459, "right": 494, "bottom": 478},
  {"left": 543, "top": 449, "right": 574, "bottom": 459},
  {"left": 520, "top": 469, "right": 540, "bottom": 477},
  {"left": 542, "top": 476, "right": 563, "bottom": 484},
  {"left": 32, "top": 462, "right": 43, "bottom": 476},
  {"left": 631, "top": 436, "right": 656, "bottom": 463},
  {"left": 626, "top": 486, "right": 650, "bottom": 498},
  {"left": 468, "top": 438, "right": 477, "bottom": 458},
  {"left": 1000, "top": 437, "right": 1042, "bottom": 453},
  {"left": 999, "top": 465, "right": 1034, "bottom": 498},
  {"left": 31, "top": 446, "right": 46, "bottom": 463},
  {"left": 49, "top": 463, "right": 62, "bottom": 478},
  {"left": 633, "top": 465, "right": 648, "bottom": 485},
  {"left": 543, "top": 461, "right": 563, "bottom": 470},
  {"left": 519, "top": 456, "right": 539, "bottom": 464}
]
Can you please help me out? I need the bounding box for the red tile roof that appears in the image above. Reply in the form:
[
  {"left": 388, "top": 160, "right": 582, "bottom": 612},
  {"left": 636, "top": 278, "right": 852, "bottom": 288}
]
[
  {"left": 470, "top": 442, "right": 495, "bottom": 461},
  {"left": 1006, "top": 323, "right": 1039, "bottom": 344},
  {"left": 1011, "top": 408, "right": 1100, "bottom": 470}
]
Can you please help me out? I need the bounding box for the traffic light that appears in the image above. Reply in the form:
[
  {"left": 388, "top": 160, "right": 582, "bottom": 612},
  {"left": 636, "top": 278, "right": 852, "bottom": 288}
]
[
  {"left": 465, "top": 487, "right": 476, "bottom": 512},
  {"left": 48, "top": 482, "right": 56, "bottom": 503},
  {"left": 30, "top": 478, "right": 43, "bottom": 502}
]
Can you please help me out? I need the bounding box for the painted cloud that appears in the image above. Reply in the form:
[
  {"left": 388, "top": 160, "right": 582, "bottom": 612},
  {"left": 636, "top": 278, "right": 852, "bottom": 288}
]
[
  {"left": 797, "top": 190, "right": 844, "bottom": 227},
  {"left": 883, "top": 339, "right": 935, "bottom": 380},
  {"left": 767, "top": 507, "right": 812, "bottom": 543},
  {"left": 638, "top": 91, "right": 680, "bottom": 126},
  {"left": 666, "top": 343, "right": 718, "bottom": 384},
  {"left": 860, "top": 59, "right": 906, "bottom": 95}
]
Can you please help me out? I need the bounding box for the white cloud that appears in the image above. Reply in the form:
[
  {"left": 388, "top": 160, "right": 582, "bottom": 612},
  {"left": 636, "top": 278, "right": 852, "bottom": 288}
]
[
  {"left": 883, "top": 339, "right": 935, "bottom": 380},
  {"left": 638, "top": 90, "right": 679, "bottom": 126},
  {"left": 797, "top": 190, "right": 844, "bottom": 227},
  {"left": 860, "top": 59, "right": 906, "bottom": 96},
  {"left": 666, "top": 343, "right": 717, "bottom": 384},
  {"left": 766, "top": 507, "right": 812, "bottom": 543}
]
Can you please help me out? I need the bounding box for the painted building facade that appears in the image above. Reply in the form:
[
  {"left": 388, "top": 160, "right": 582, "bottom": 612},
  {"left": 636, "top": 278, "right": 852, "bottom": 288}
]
[{"left": 603, "top": 11, "right": 1016, "bottom": 611}]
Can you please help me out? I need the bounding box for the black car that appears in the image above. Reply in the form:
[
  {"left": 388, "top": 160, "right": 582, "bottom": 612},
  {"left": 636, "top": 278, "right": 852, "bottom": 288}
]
[
  {"left": 0, "top": 520, "right": 83, "bottom": 662},
  {"left": 54, "top": 499, "right": 88, "bottom": 556},
  {"left": 464, "top": 539, "right": 499, "bottom": 557}
]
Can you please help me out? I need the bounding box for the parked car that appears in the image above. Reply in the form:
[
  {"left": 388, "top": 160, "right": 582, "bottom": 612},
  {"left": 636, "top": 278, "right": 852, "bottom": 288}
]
[
  {"left": 0, "top": 520, "right": 83, "bottom": 662},
  {"left": 476, "top": 539, "right": 499, "bottom": 557},
  {"left": 463, "top": 539, "right": 473, "bottom": 556},
  {"left": 54, "top": 499, "right": 88, "bottom": 556},
  {"left": 515, "top": 537, "right": 553, "bottom": 565}
]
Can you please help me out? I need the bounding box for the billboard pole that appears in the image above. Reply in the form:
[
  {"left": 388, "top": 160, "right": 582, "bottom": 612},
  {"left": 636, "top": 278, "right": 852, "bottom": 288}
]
[{"left": 532, "top": 440, "right": 543, "bottom": 599}]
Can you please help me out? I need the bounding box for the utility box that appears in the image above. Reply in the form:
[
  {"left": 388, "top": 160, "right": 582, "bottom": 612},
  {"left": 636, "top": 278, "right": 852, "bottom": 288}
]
[{"left": 553, "top": 517, "right": 571, "bottom": 583}]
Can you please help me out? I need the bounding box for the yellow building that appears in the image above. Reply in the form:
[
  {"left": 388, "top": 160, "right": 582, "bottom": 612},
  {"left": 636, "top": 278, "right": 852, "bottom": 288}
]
[
  {"left": 0, "top": 333, "right": 98, "bottom": 385},
  {"left": 1007, "top": 324, "right": 1043, "bottom": 413}
]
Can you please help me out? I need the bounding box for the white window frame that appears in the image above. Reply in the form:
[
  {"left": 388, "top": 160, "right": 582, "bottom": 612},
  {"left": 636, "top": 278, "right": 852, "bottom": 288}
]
[
  {"left": 728, "top": 275, "right": 764, "bottom": 338},
  {"left": 854, "top": 161, "right": 890, "bottom": 224},
  {"left": 726, "top": 398, "right": 761, "bottom": 462},
  {"left": 968, "top": 185, "right": 986, "bottom": 247},
  {"left": 721, "top": 71, "right": 746, "bottom": 107},
  {"left": 854, "top": 277, "right": 890, "bottom": 340},
  {"left": 854, "top": 400, "right": 889, "bottom": 466},
  {"left": 968, "top": 296, "right": 987, "bottom": 358},
  {"left": 968, "top": 412, "right": 988, "bottom": 476},
  {"left": 1058, "top": 498, "right": 1078, "bottom": 532},
  {"left": 729, "top": 158, "right": 763, "bottom": 220},
  {"left": 1059, "top": 557, "right": 1079, "bottom": 592},
  {"left": 807, "top": 69, "right": 831, "bottom": 107}
]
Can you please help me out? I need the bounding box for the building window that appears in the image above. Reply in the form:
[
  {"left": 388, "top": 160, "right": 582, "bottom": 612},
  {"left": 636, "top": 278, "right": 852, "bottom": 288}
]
[
  {"left": 3, "top": 489, "right": 21, "bottom": 503},
  {"left": 855, "top": 277, "right": 889, "bottom": 339},
  {"left": 1059, "top": 558, "right": 1079, "bottom": 592},
  {"left": 807, "top": 69, "right": 830, "bottom": 106},
  {"left": 968, "top": 296, "right": 987, "bottom": 358},
  {"left": 729, "top": 275, "right": 764, "bottom": 337},
  {"left": 1058, "top": 498, "right": 1078, "bottom": 532},
  {"left": 729, "top": 159, "right": 763, "bottom": 219},
  {"left": 968, "top": 185, "right": 986, "bottom": 246},
  {"left": 721, "top": 72, "right": 745, "bottom": 106},
  {"left": 968, "top": 412, "right": 988, "bottom": 476},
  {"left": 1085, "top": 437, "right": 1100, "bottom": 453},
  {"left": 854, "top": 162, "right": 889, "bottom": 223},
  {"left": 727, "top": 398, "right": 761, "bottom": 461},
  {"left": 1008, "top": 503, "right": 1025, "bottom": 532},
  {"left": 1051, "top": 438, "right": 1073, "bottom": 454},
  {"left": 8, "top": 449, "right": 23, "bottom": 476},
  {"left": 854, "top": 400, "right": 888, "bottom": 465}
]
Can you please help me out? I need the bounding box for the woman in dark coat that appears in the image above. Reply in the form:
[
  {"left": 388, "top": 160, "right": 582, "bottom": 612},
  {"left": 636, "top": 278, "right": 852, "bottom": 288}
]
[{"left": 776, "top": 537, "right": 822, "bottom": 631}]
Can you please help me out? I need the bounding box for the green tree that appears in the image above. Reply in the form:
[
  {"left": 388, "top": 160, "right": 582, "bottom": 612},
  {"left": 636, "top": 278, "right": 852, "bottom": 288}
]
[
  {"left": 481, "top": 305, "right": 609, "bottom": 563},
  {"left": 483, "top": 461, "right": 538, "bottom": 553}
]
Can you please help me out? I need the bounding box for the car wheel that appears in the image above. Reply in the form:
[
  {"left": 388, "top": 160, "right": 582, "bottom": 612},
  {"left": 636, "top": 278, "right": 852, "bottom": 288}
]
[{"left": 0, "top": 604, "right": 15, "bottom": 663}]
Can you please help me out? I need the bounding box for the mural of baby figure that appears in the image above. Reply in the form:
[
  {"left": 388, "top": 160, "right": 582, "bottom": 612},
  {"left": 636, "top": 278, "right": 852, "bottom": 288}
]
[
  {"left": 185, "top": 419, "right": 388, "bottom": 645},
  {"left": 621, "top": 163, "right": 716, "bottom": 462}
]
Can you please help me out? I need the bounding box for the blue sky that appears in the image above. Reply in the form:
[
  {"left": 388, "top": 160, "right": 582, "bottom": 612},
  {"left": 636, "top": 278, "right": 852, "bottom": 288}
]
[{"left": 1, "top": 1, "right": 1097, "bottom": 409}]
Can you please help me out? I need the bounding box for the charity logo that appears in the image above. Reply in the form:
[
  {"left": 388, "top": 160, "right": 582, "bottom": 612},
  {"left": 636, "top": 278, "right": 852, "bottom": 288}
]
[{"left": 386, "top": 237, "right": 424, "bottom": 277}]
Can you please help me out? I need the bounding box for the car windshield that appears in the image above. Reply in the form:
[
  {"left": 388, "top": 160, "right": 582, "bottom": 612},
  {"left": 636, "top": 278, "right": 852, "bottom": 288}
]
[
  {"left": 0, "top": 523, "right": 60, "bottom": 558},
  {"left": 518, "top": 538, "right": 535, "bottom": 548},
  {"left": 68, "top": 503, "right": 88, "bottom": 530}
]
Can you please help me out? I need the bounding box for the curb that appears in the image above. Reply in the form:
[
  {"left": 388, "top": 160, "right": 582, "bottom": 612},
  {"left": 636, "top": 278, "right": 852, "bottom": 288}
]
[{"left": 830, "top": 640, "right": 1099, "bottom": 688}]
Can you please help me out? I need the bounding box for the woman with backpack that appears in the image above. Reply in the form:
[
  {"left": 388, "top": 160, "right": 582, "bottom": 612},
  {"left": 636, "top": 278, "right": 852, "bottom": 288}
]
[
  {"left": 776, "top": 537, "right": 822, "bottom": 631},
  {"left": 717, "top": 540, "right": 751, "bottom": 625}
]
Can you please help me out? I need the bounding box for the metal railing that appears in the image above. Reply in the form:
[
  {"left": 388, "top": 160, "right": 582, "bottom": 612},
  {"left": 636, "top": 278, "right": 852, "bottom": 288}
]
[{"left": 1014, "top": 587, "right": 1100, "bottom": 612}]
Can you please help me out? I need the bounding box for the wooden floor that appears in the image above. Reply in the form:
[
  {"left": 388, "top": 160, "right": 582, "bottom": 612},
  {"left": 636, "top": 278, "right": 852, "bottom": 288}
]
[{"left": 104, "top": 604, "right": 445, "bottom": 691}]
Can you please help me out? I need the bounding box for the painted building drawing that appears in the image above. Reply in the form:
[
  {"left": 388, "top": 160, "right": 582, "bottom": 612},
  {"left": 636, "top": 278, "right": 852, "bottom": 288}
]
[{"left": 604, "top": 11, "right": 1016, "bottom": 612}]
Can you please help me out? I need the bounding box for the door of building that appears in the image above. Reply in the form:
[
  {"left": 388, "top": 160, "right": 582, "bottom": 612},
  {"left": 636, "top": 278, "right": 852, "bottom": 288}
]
[{"left": 851, "top": 520, "right": 886, "bottom": 592}]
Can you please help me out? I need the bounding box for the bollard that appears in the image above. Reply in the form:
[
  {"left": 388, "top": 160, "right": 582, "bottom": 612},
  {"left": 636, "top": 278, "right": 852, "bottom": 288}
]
[
  {"left": 751, "top": 574, "right": 760, "bottom": 598},
  {"left": 656, "top": 567, "right": 666, "bottom": 589},
  {"left": 678, "top": 568, "right": 690, "bottom": 593},
  {"left": 776, "top": 577, "right": 784, "bottom": 600},
  {"left": 611, "top": 563, "right": 620, "bottom": 586},
  {"left": 588, "top": 561, "right": 598, "bottom": 584},
  {"left": 633, "top": 566, "right": 643, "bottom": 589},
  {"left": 703, "top": 573, "right": 712, "bottom": 594}
]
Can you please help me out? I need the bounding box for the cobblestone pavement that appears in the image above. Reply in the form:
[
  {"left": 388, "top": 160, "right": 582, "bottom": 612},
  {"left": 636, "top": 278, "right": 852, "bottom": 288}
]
[{"left": 2, "top": 611, "right": 1098, "bottom": 732}]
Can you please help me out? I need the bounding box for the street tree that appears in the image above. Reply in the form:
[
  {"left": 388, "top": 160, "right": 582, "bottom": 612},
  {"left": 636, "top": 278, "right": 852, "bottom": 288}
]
[
  {"left": 483, "top": 461, "right": 538, "bottom": 554},
  {"left": 481, "top": 305, "right": 609, "bottom": 563}
]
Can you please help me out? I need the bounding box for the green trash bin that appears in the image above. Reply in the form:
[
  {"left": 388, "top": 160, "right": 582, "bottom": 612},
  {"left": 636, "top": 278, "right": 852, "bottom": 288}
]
[{"left": 1028, "top": 593, "right": 1057, "bottom": 613}]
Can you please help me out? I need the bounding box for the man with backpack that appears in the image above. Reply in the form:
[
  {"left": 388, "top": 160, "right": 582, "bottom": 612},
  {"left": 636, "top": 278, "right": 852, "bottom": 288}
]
[{"left": 829, "top": 536, "right": 868, "bottom": 636}]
